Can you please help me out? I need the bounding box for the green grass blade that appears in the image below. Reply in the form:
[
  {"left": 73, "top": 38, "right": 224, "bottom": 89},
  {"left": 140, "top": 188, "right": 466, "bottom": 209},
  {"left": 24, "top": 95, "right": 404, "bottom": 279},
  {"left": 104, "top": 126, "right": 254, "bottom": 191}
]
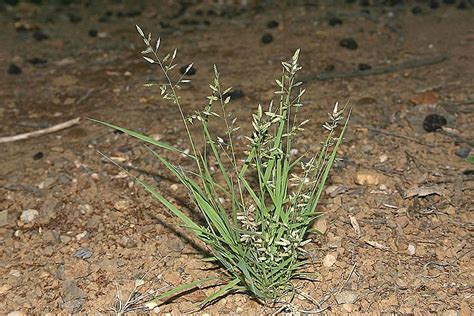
[
  {"left": 90, "top": 118, "right": 193, "bottom": 158},
  {"left": 201, "top": 278, "right": 240, "bottom": 307},
  {"left": 151, "top": 277, "right": 218, "bottom": 303},
  {"left": 307, "top": 109, "right": 351, "bottom": 216}
]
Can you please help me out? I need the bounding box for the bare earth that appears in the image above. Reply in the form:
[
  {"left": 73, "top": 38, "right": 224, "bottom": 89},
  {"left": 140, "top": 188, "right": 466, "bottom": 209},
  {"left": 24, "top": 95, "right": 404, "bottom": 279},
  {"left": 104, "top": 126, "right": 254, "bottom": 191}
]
[{"left": 0, "top": 1, "right": 473, "bottom": 314}]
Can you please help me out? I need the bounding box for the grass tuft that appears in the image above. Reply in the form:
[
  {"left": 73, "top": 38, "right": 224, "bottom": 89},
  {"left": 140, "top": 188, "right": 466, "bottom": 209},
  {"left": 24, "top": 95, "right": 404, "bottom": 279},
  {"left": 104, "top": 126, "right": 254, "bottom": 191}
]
[{"left": 95, "top": 25, "right": 350, "bottom": 309}]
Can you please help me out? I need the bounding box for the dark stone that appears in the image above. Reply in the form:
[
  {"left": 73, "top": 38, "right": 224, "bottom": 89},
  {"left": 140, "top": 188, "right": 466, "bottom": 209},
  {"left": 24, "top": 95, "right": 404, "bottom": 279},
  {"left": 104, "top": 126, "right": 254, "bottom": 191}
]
[
  {"left": 324, "top": 64, "right": 335, "bottom": 72},
  {"left": 160, "top": 21, "right": 170, "bottom": 28},
  {"left": 423, "top": 114, "right": 447, "bottom": 132},
  {"left": 358, "top": 63, "right": 372, "bottom": 71},
  {"left": 88, "top": 29, "right": 97, "bottom": 37},
  {"left": 118, "top": 146, "right": 130, "bottom": 153},
  {"left": 430, "top": 0, "right": 440, "bottom": 9},
  {"left": 179, "top": 19, "right": 200, "bottom": 26},
  {"left": 455, "top": 147, "right": 471, "bottom": 158},
  {"left": 463, "top": 170, "right": 474, "bottom": 176},
  {"left": 412, "top": 6, "right": 422, "bottom": 14},
  {"left": 329, "top": 17, "right": 343, "bottom": 26},
  {"left": 33, "top": 30, "right": 49, "bottom": 41},
  {"left": 180, "top": 64, "right": 196, "bottom": 76},
  {"left": 5, "top": 0, "right": 19, "bottom": 5},
  {"left": 261, "top": 33, "right": 273, "bottom": 44},
  {"left": 223, "top": 89, "right": 245, "bottom": 101},
  {"left": 8, "top": 64, "right": 22, "bottom": 75},
  {"left": 33, "top": 152, "right": 44, "bottom": 160},
  {"left": 339, "top": 38, "right": 358, "bottom": 50},
  {"left": 67, "top": 13, "right": 82, "bottom": 23},
  {"left": 387, "top": 0, "right": 403, "bottom": 5},
  {"left": 267, "top": 20, "right": 279, "bottom": 28},
  {"left": 115, "top": 10, "right": 142, "bottom": 18},
  {"left": 125, "top": 10, "right": 141, "bottom": 17},
  {"left": 98, "top": 15, "right": 109, "bottom": 22},
  {"left": 457, "top": 1, "right": 467, "bottom": 9},
  {"left": 28, "top": 57, "right": 47, "bottom": 65},
  {"left": 220, "top": 7, "right": 245, "bottom": 18}
]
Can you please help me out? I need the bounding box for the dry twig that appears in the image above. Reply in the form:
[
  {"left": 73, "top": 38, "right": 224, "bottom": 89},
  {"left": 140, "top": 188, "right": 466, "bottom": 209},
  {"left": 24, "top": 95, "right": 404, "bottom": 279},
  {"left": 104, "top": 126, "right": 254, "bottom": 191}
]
[{"left": 0, "top": 118, "right": 81, "bottom": 143}]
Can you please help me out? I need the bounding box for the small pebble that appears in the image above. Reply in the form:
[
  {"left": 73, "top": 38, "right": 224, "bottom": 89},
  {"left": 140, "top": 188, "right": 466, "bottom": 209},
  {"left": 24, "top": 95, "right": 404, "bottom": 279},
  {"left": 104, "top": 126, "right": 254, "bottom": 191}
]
[
  {"left": 422, "top": 114, "right": 447, "bottom": 132},
  {"left": 267, "top": 20, "right": 279, "bottom": 28},
  {"left": 339, "top": 38, "right": 358, "bottom": 50},
  {"left": 407, "top": 244, "right": 416, "bottom": 256},
  {"left": 261, "top": 33, "right": 273, "bottom": 44},
  {"left": 455, "top": 147, "right": 471, "bottom": 158},
  {"left": 180, "top": 64, "right": 196, "bottom": 76},
  {"left": 33, "top": 152, "right": 44, "bottom": 160},
  {"left": 20, "top": 209, "right": 39, "bottom": 223},
  {"left": 223, "top": 89, "right": 245, "bottom": 101},
  {"left": 75, "top": 231, "right": 87, "bottom": 240},
  {"left": 412, "top": 6, "right": 422, "bottom": 14},
  {"left": 358, "top": 63, "right": 372, "bottom": 71},
  {"left": 114, "top": 200, "right": 130, "bottom": 211},
  {"left": 33, "top": 30, "right": 49, "bottom": 41},
  {"left": 328, "top": 17, "right": 343, "bottom": 26},
  {"left": 335, "top": 290, "right": 358, "bottom": 304},
  {"left": 88, "top": 29, "right": 98, "bottom": 37},
  {"left": 73, "top": 247, "right": 93, "bottom": 259},
  {"left": 7, "top": 311, "right": 26, "bottom": 316},
  {"left": 119, "top": 236, "right": 137, "bottom": 248},
  {"left": 8, "top": 64, "right": 22, "bottom": 75},
  {"left": 28, "top": 57, "right": 47, "bottom": 65},
  {"left": 355, "top": 171, "right": 380, "bottom": 185},
  {"left": 323, "top": 253, "right": 337, "bottom": 267}
]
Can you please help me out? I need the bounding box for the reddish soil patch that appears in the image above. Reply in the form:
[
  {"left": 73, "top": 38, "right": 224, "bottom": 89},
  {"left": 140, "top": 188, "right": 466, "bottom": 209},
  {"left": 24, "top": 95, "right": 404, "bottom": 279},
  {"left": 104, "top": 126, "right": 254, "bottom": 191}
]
[{"left": 0, "top": 1, "right": 472, "bottom": 314}]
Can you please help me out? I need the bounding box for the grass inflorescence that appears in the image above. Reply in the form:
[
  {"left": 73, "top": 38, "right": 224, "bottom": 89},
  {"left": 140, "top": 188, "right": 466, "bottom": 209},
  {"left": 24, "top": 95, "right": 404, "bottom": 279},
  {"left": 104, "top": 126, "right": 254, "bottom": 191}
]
[{"left": 95, "top": 25, "right": 350, "bottom": 309}]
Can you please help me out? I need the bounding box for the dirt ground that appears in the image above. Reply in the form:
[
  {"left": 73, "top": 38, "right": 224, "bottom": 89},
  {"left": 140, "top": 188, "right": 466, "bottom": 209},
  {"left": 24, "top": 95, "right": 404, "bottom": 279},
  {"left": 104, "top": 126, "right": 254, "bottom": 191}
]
[{"left": 0, "top": 0, "right": 473, "bottom": 314}]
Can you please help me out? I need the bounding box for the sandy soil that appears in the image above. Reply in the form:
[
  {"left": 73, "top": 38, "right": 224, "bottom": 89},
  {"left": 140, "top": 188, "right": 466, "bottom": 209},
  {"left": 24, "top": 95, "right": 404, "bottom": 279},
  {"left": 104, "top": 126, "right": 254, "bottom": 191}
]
[{"left": 0, "top": 0, "right": 473, "bottom": 314}]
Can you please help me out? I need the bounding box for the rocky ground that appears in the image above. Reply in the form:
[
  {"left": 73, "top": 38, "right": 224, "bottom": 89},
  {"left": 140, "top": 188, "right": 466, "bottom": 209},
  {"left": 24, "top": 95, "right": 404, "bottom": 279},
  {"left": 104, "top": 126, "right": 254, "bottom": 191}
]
[{"left": 0, "top": 0, "right": 473, "bottom": 314}]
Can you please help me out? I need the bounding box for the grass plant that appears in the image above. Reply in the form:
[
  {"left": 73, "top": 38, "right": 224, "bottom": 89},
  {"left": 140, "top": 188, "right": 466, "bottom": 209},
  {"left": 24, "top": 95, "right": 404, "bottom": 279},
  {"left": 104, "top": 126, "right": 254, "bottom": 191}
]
[{"left": 94, "top": 25, "right": 350, "bottom": 308}]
